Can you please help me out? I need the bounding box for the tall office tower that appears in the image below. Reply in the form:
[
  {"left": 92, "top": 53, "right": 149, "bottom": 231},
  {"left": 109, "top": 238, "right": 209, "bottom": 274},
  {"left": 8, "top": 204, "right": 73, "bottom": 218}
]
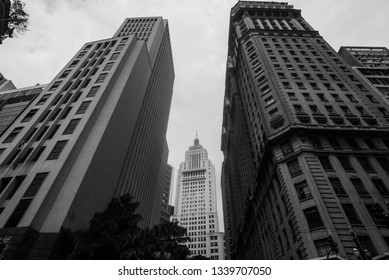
[
  {"left": 173, "top": 137, "right": 225, "bottom": 260},
  {"left": 221, "top": 1, "right": 389, "bottom": 260},
  {"left": 160, "top": 164, "right": 173, "bottom": 223},
  {"left": 0, "top": 16, "right": 174, "bottom": 259},
  {"left": 339, "top": 46, "right": 389, "bottom": 105}
]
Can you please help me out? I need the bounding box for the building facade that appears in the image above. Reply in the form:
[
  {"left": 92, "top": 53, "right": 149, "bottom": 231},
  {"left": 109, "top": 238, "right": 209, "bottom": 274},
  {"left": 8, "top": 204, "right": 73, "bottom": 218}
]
[
  {"left": 173, "top": 137, "right": 225, "bottom": 260},
  {"left": 0, "top": 16, "right": 174, "bottom": 259},
  {"left": 339, "top": 46, "right": 389, "bottom": 105},
  {"left": 221, "top": 1, "right": 389, "bottom": 260},
  {"left": 160, "top": 163, "right": 173, "bottom": 223}
]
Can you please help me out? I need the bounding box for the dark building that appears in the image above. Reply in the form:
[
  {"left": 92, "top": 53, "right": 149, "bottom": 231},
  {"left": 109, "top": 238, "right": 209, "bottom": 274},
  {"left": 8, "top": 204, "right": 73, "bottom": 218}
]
[
  {"left": 339, "top": 46, "right": 389, "bottom": 105},
  {"left": 0, "top": 16, "right": 174, "bottom": 259},
  {"left": 160, "top": 163, "right": 173, "bottom": 223},
  {"left": 221, "top": 1, "right": 389, "bottom": 260},
  {"left": 0, "top": 0, "right": 11, "bottom": 43}
]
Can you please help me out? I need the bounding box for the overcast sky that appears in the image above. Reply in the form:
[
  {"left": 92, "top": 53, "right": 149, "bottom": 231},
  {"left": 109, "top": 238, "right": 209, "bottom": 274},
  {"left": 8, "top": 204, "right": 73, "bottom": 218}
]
[{"left": 1, "top": 0, "right": 389, "bottom": 226}]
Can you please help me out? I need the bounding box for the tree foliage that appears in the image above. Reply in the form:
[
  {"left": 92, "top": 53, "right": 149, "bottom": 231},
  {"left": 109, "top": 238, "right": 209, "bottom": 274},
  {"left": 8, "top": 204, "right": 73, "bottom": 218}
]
[
  {"left": 1, "top": 0, "right": 29, "bottom": 40},
  {"left": 0, "top": 236, "right": 12, "bottom": 260},
  {"left": 65, "top": 193, "right": 190, "bottom": 260}
]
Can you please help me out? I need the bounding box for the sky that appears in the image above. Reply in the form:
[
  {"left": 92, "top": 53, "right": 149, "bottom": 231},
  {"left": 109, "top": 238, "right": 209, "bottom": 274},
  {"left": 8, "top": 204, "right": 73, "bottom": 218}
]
[{"left": 1, "top": 0, "right": 389, "bottom": 227}]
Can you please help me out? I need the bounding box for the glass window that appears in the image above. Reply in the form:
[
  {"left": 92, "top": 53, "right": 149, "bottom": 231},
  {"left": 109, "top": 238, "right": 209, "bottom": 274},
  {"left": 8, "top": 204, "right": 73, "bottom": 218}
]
[
  {"left": 319, "top": 156, "right": 333, "bottom": 170},
  {"left": 329, "top": 178, "right": 347, "bottom": 195},
  {"left": 342, "top": 204, "right": 362, "bottom": 225},
  {"left": 4, "top": 198, "right": 33, "bottom": 227},
  {"left": 287, "top": 159, "right": 302, "bottom": 177},
  {"left": 338, "top": 156, "right": 354, "bottom": 171},
  {"left": 3, "top": 127, "right": 23, "bottom": 143},
  {"left": 63, "top": 119, "right": 81, "bottom": 135},
  {"left": 295, "top": 180, "right": 312, "bottom": 200},
  {"left": 304, "top": 206, "right": 324, "bottom": 229},
  {"left": 47, "top": 140, "right": 68, "bottom": 160},
  {"left": 76, "top": 101, "right": 91, "bottom": 114},
  {"left": 351, "top": 178, "right": 369, "bottom": 196},
  {"left": 23, "top": 173, "right": 49, "bottom": 198}
]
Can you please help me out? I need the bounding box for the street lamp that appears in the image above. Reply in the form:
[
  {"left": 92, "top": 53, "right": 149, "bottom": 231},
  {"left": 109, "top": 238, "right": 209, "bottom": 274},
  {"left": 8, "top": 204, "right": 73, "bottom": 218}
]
[{"left": 348, "top": 226, "right": 370, "bottom": 260}]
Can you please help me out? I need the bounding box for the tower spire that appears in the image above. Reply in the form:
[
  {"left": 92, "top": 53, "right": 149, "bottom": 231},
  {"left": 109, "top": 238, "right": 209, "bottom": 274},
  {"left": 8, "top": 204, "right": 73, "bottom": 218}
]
[{"left": 194, "top": 130, "right": 199, "bottom": 145}]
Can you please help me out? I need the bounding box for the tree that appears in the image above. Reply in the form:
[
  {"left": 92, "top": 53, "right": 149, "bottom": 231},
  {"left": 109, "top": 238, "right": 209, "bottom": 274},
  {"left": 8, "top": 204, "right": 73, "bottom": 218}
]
[
  {"left": 69, "top": 193, "right": 142, "bottom": 259},
  {"left": 1, "top": 0, "right": 29, "bottom": 42},
  {"left": 0, "top": 236, "right": 12, "bottom": 260},
  {"left": 121, "top": 221, "right": 190, "bottom": 260},
  {"left": 63, "top": 193, "right": 190, "bottom": 260}
]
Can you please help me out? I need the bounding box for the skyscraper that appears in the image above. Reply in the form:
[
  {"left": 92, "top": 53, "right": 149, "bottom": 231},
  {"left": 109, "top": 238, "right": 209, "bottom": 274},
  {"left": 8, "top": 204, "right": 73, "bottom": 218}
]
[
  {"left": 221, "top": 1, "right": 389, "bottom": 260},
  {"left": 173, "top": 137, "right": 225, "bottom": 260},
  {"left": 0, "top": 16, "right": 174, "bottom": 259},
  {"left": 339, "top": 46, "right": 389, "bottom": 105}
]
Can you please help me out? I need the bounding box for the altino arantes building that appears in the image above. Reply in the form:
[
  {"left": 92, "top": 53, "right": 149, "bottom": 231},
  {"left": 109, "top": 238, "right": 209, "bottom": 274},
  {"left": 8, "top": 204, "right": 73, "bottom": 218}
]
[
  {"left": 172, "top": 137, "right": 225, "bottom": 260},
  {"left": 221, "top": 1, "right": 389, "bottom": 259},
  {"left": 0, "top": 16, "right": 174, "bottom": 259}
]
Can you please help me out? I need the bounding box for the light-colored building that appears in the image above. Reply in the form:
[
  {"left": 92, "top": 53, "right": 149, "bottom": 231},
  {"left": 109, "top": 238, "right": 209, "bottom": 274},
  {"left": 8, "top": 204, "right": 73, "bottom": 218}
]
[
  {"left": 0, "top": 16, "right": 174, "bottom": 259},
  {"left": 172, "top": 137, "right": 225, "bottom": 260}
]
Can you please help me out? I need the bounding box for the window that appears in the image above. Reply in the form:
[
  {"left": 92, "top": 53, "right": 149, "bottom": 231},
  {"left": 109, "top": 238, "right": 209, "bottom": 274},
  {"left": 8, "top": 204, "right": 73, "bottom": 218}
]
[
  {"left": 341, "top": 106, "right": 352, "bottom": 114},
  {"left": 304, "top": 74, "right": 313, "bottom": 80},
  {"left": 47, "top": 140, "right": 68, "bottom": 160},
  {"left": 303, "top": 93, "right": 313, "bottom": 101},
  {"left": 37, "top": 94, "right": 51, "bottom": 105},
  {"left": 346, "top": 95, "right": 357, "bottom": 102},
  {"left": 283, "top": 82, "right": 292, "bottom": 89},
  {"left": 20, "top": 109, "right": 38, "bottom": 123},
  {"left": 76, "top": 101, "right": 91, "bottom": 114},
  {"left": 287, "top": 159, "right": 302, "bottom": 177},
  {"left": 314, "top": 238, "right": 331, "bottom": 257},
  {"left": 49, "top": 81, "right": 61, "bottom": 91},
  {"left": 357, "top": 157, "right": 375, "bottom": 172},
  {"left": 364, "top": 139, "right": 376, "bottom": 150},
  {"left": 288, "top": 92, "right": 297, "bottom": 100},
  {"left": 116, "top": 44, "right": 125, "bottom": 51},
  {"left": 23, "top": 173, "right": 49, "bottom": 198},
  {"left": 104, "top": 62, "right": 114, "bottom": 71},
  {"left": 4, "top": 198, "right": 33, "bottom": 227},
  {"left": 280, "top": 141, "right": 294, "bottom": 155},
  {"left": 110, "top": 53, "right": 120, "bottom": 60},
  {"left": 6, "top": 176, "right": 26, "bottom": 200},
  {"left": 367, "top": 95, "right": 378, "bottom": 103},
  {"left": 310, "top": 136, "right": 323, "bottom": 148},
  {"left": 294, "top": 105, "right": 304, "bottom": 113},
  {"left": 372, "top": 179, "right": 389, "bottom": 196},
  {"left": 319, "top": 156, "right": 333, "bottom": 170},
  {"left": 341, "top": 204, "right": 362, "bottom": 225},
  {"left": 3, "top": 127, "right": 23, "bottom": 143},
  {"left": 278, "top": 73, "right": 286, "bottom": 79},
  {"left": 309, "top": 105, "right": 320, "bottom": 114},
  {"left": 356, "top": 107, "right": 367, "bottom": 115},
  {"left": 63, "top": 119, "right": 81, "bottom": 135},
  {"left": 329, "top": 178, "right": 346, "bottom": 195},
  {"left": 328, "top": 137, "right": 341, "bottom": 149},
  {"left": 317, "top": 94, "right": 328, "bottom": 102},
  {"left": 295, "top": 180, "right": 312, "bottom": 200},
  {"left": 35, "top": 126, "right": 49, "bottom": 141},
  {"left": 331, "top": 94, "right": 342, "bottom": 101},
  {"left": 346, "top": 138, "right": 359, "bottom": 149},
  {"left": 351, "top": 178, "right": 369, "bottom": 196},
  {"left": 296, "top": 82, "right": 306, "bottom": 89},
  {"left": 377, "top": 157, "right": 389, "bottom": 172},
  {"left": 269, "top": 108, "right": 279, "bottom": 118},
  {"left": 38, "top": 110, "right": 51, "bottom": 123},
  {"left": 304, "top": 206, "right": 324, "bottom": 229},
  {"left": 358, "top": 236, "right": 377, "bottom": 257},
  {"left": 338, "top": 156, "right": 354, "bottom": 171},
  {"left": 96, "top": 73, "right": 107, "bottom": 83},
  {"left": 0, "top": 177, "right": 12, "bottom": 195},
  {"left": 310, "top": 83, "right": 320, "bottom": 90},
  {"left": 47, "top": 125, "right": 60, "bottom": 139},
  {"left": 59, "top": 70, "right": 71, "bottom": 79},
  {"left": 265, "top": 96, "right": 275, "bottom": 106},
  {"left": 31, "top": 146, "right": 45, "bottom": 162}
]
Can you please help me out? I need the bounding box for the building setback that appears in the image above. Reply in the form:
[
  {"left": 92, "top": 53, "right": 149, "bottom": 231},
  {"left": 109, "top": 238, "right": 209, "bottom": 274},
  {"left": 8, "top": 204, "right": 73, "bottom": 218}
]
[
  {"left": 339, "top": 46, "right": 389, "bottom": 106},
  {"left": 221, "top": 1, "right": 389, "bottom": 260},
  {"left": 172, "top": 137, "right": 225, "bottom": 260},
  {"left": 0, "top": 16, "right": 174, "bottom": 259}
]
